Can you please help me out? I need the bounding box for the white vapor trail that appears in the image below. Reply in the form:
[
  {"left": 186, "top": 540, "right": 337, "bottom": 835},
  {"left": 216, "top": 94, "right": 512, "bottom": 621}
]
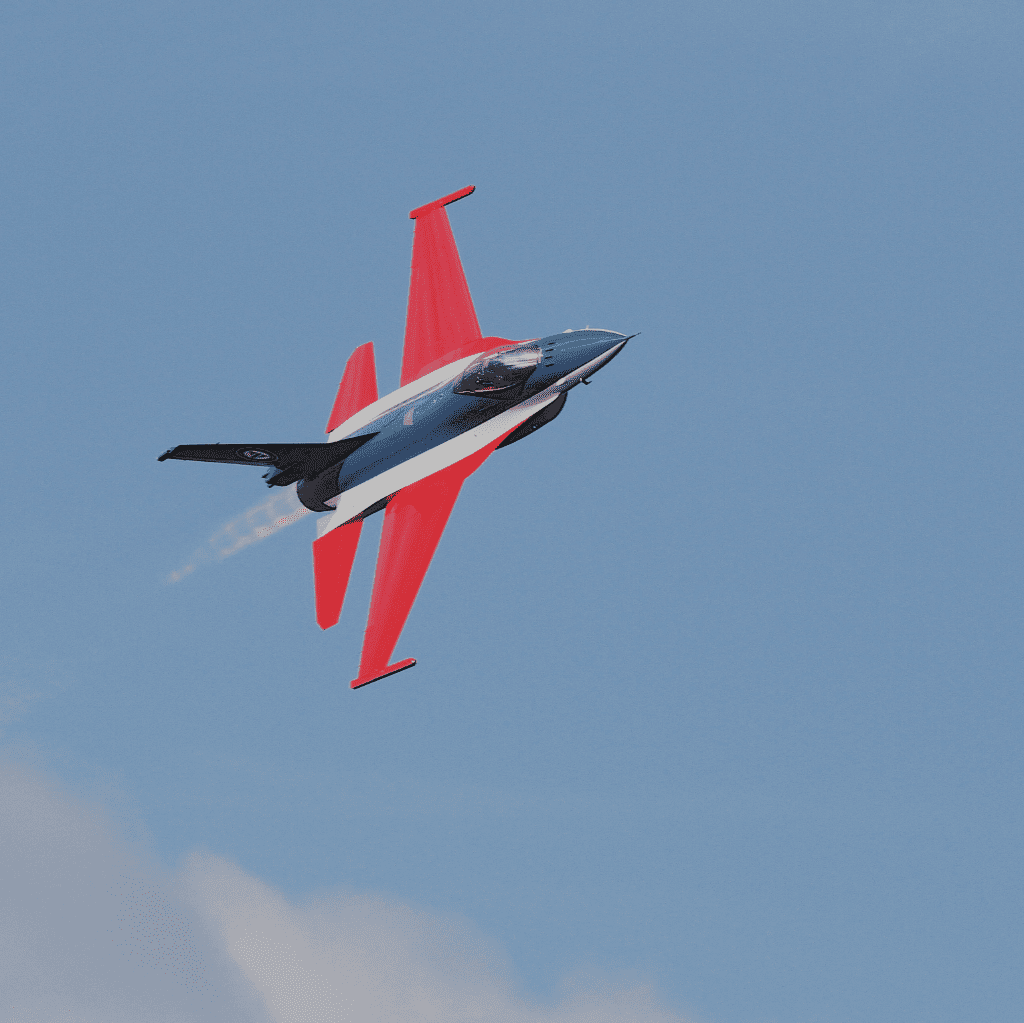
[
  {"left": 0, "top": 758, "right": 693, "bottom": 1023},
  {"left": 169, "top": 485, "right": 312, "bottom": 583}
]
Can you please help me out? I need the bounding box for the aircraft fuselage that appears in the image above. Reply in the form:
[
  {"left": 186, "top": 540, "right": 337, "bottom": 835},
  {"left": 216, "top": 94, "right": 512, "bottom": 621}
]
[{"left": 299, "top": 329, "right": 629, "bottom": 525}]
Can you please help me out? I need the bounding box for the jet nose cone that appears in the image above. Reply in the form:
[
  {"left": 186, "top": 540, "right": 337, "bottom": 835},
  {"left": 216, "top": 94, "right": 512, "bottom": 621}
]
[
  {"left": 548, "top": 329, "right": 631, "bottom": 389},
  {"left": 568, "top": 329, "right": 629, "bottom": 360},
  {"left": 575, "top": 329, "right": 631, "bottom": 367},
  {"left": 527, "top": 329, "right": 633, "bottom": 396}
]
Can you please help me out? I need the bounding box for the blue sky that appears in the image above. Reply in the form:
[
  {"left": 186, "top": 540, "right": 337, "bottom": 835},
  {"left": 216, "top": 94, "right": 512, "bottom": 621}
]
[{"left": 2, "top": 1, "right": 1022, "bottom": 1020}]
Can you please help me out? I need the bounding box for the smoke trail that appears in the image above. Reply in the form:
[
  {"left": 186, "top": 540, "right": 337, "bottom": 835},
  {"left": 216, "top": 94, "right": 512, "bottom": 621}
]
[{"left": 168, "top": 485, "right": 312, "bottom": 583}]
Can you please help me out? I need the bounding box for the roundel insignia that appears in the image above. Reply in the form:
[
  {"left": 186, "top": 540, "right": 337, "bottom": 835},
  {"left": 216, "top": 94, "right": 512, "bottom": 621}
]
[{"left": 238, "top": 448, "right": 274, "bottom": 461}]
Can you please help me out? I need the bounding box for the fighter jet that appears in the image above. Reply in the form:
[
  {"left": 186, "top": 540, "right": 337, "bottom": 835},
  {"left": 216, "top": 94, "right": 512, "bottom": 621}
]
[{"left": 160, "top": 186, "right": 632, "bottom": 688}]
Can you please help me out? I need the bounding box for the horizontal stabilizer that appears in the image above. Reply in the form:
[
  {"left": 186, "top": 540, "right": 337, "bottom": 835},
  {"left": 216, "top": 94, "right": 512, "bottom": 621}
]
[{"left": 158, "top": 435, "right": 376, "bottom": 487}]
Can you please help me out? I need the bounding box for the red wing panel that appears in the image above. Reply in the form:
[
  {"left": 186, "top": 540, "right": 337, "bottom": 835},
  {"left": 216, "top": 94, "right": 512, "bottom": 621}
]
[
  {"left": 400, "top": 187, "right": 484, "bottom": 387},
  {"left": 326, "top": 341, "right": 379, "bottom": 433},
  {"left": 351, "top": 432, "right": 511, "bottom": 688},
  {"left": 313, "top": 521, "right": 363, "bottom": 630}
]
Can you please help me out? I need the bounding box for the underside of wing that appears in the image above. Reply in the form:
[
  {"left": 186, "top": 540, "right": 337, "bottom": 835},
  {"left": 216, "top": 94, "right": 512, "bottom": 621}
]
[
  {"left": 401, "top": 186, "right": 488, "bottom": 387},
  {"left": 350, "top": 430, "right": 512, "bottom": 688}
]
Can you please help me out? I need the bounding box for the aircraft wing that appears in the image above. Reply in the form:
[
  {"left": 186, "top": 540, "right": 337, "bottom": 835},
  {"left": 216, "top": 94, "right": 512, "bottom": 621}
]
[
  {"left": 400, "top": 185, "right": 487, "bottom": 386},
  {"left": 350, "top": 431, "right": 511, "bottom": 688}
]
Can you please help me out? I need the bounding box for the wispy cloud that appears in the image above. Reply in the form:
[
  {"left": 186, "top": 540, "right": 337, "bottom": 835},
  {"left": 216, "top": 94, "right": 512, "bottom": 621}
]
[
  {"left": 0, "top": 658, "right": 73, "bottom": 737},
  {"left": 0, "top": 758, "right": 268, "bottom": 1021},
  {"left": 188, "top": 854, "right": 691, "bottom": 1023},
  {"left": 168, "top": 486, "right": 312, "bottom": 583},
  {"left": 0, "top": 758, "right": 692, "bottom": 1023}
]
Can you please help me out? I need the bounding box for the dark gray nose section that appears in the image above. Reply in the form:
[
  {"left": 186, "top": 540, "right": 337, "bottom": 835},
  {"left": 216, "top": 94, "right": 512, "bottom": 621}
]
[
  {"left": 571, "top": 330, "right": 631, "bottom": 370},
  {"left": 526, "top": 330, "right": 631, "bottom": 395}
]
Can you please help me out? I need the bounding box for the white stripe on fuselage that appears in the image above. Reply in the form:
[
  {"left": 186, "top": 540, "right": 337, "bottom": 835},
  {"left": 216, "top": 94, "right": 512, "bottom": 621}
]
[
  {"left": 317, "top": 340, "right": 626, "bottom": 537},
  {"left": 317, "top": 391, "right": 559, "bottom": 536},
  {"left": 326, "top": 355, "right": 480, "bottom": 443}
]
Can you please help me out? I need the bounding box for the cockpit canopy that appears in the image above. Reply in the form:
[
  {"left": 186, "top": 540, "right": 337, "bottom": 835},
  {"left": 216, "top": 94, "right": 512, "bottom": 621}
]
[{"left": 453, "top": 343, "right": 541, "bottom": 398}]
